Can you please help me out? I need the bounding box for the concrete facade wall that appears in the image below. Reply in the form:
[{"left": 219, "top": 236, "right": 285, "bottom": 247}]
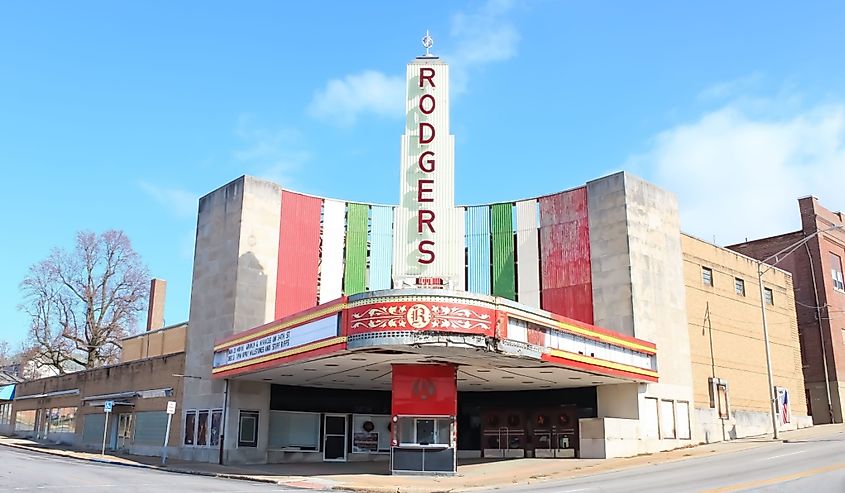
[
  {"left": 682, "top": 234, "right": 809, "bottom": 441},
  {"left": 584, "top": 172, "right": 696, "bottom": 457},
  {"left": 181, "top": 176, "right": 281, "bottom": 464}
]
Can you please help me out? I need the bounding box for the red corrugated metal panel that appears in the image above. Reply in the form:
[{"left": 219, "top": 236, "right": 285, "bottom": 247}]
[
  {"left": 539, "top": 187, "right": 594, "bottom": 324},
  {"left": 275, "top": 191, "right": 322, "bottom": 319}
]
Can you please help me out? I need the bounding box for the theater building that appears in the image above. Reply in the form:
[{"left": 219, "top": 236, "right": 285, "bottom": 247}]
[{"left": 179, "top": 43, "right": 719, "bottom": 471}]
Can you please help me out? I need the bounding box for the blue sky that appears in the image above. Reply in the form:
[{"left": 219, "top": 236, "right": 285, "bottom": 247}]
[{"left": 2, "top": 1, "right": 845, "bottom": 348}]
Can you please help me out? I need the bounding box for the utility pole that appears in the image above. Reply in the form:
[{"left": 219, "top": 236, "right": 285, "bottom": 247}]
[{"left": 755, "top": 224, "right": 844, "bottom": 439}]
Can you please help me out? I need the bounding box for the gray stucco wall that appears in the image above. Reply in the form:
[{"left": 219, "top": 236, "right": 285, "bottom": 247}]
[
  {"left": 585, "top": 172, "right": 696, "bottom": 451},
  {"left": 181, "top": 176, "right": 281, "bottom": 463}
]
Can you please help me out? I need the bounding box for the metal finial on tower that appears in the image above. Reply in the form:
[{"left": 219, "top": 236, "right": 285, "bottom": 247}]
[{"left": 422, "top": 30, "right": 434, "bottom": 57}]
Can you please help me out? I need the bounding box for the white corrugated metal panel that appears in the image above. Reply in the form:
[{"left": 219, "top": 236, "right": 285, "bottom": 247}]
[
  {"left": 516, "top": 199, "right": 541, "bottom": 308},
  {"left": 319, "top": 199, "right": 345, "bottom": 303},
  {"left": 370, "top": 206, "right": 394, "bottom": 290}
]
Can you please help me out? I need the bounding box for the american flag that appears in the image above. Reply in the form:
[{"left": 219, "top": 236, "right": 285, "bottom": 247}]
[{"left": 780, "top": 390, "right": 790, "bottom": 425}]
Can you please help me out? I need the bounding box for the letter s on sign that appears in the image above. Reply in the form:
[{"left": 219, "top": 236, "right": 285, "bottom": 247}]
[{"left": 418, "top": 240, "right": 435, "bottom": 264}]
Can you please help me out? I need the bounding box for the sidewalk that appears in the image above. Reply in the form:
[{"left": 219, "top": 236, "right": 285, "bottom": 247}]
[{"left": 3, "top": 424, "right": 844, "bottom": 493}]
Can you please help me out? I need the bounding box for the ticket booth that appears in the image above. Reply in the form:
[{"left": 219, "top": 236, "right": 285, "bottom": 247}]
[{"left": 390, "top": 364, "right": 457, "bottom": 475}]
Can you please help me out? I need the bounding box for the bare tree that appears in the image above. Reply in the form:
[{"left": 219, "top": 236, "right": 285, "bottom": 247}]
[{"left": 19, "top": 230, "right": 149, "bottom": 373}]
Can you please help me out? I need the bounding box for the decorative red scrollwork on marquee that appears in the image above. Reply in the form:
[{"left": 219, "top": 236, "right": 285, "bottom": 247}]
[{"left": 347, "top": 301, "right": 494, "bottom": 336}]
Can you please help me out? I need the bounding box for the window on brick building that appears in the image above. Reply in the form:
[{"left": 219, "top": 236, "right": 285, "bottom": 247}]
[
  {"left": 764, "top": 287, "right": 774, "bottom": 305},
  {"left": 735, "top": 277, "right": 745, "bottom": 296},
  {"left": 702, "top": 267, "right": 713, "bottom": 287},
  {"left": 831, "top": 253, "right": 845, "bottom": 292}
]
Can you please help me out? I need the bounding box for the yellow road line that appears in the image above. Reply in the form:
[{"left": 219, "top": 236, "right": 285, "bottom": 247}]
[{"left": 700, "top": 461, "right": 845, "bottom": 493}]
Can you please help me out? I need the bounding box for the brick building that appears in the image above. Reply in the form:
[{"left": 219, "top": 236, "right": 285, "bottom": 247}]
[{"left": 729, "top": 196, "right": 845, "bottom": 424}]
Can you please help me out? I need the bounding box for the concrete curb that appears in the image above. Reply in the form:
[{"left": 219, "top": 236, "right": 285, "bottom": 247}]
[{"left": 0, "top": 440, "right": 292, "bottom": 488}]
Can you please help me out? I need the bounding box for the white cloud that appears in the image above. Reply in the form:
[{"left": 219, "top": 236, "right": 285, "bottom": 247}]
[
  {"left": 307, "top": 71, "right": 405, "bottom": 126},
  {"left": 307, "top": 0, "right": 520, "bottom": 125},
  {"left": 444, "top": 0, "right": 520, "bottom": 94},
  {"left": 698, "top": 73, "right": 763, "bottom": 102},
  {"left": 234, "top": 115, "right": 312, "bottom": 185},
  {"left": 139, "top": 182, "right": 199, "bottom": 218},
  {"left": 627, "top": 101, "right": 845, "bottom": 246}
]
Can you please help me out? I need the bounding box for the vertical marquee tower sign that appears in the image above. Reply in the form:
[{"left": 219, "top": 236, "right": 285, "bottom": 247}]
[{"left": 393, "top": 32, "right": 466, "bottom": 289}]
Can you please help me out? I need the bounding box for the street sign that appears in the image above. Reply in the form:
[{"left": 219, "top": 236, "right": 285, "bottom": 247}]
[
  {"left": 101, "top": 401, "right": 114, "bottom": 455},
  {"left": 162, "top": 402, "right": 176, "bottom": 465}
]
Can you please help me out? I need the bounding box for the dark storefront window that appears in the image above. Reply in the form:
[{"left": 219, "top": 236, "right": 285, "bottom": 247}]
[
  {"left": 210, "top": 410, "right": 222, "bottom": 446},
  {"left": 196, "top": 411, "right": 208, "bottom": 446},
  {"left": 184, "top": 411, "right": 196, "bottom": 445}
]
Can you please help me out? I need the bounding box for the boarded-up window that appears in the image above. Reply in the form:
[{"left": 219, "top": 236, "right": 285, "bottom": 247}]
[
  {"left": 134, "top": 412, "right": 168, "bottom": 446},
  {"left": 717, "top": 384, "right": 730, "bottom": 419},
  {"left": 82, "top": 413, "right": 105, "bottom": 444},
  {"left": 660, "top": 400, "right": 676, "bottom": 439},
  {"left": 239, "top": 411, "right": 259, "bottom": 447},
  {"left": 642, "top": 397, "right": 659, "bottom": 439},
  {"left": 676, "top": 401, "right": 691, "bottom": 439}
]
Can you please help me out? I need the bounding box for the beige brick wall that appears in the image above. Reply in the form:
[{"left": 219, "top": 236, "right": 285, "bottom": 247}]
[
  {"left": 682, "top": 234, "right": 806, "bottom": 416},
  {"left": 120, "top": 323, "right": 187, "bottom": 363}
]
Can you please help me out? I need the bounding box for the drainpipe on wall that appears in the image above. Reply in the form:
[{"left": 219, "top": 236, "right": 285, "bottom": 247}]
[
  {"left": 219, "top": 379, "right": 229, "bottom": 465},
  {"left": 805, "top": 241, "right": 835, "bottom": 424}
]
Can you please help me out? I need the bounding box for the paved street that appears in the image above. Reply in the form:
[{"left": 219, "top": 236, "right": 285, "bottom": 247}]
[
  {"left": 500, "top": 430, "right": 845, "bottom": 492},
  {"left": 0, "top": 446, "right": 322, "bottom": 493}
]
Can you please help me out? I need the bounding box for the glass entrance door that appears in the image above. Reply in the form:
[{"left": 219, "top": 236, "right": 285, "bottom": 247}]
[
  {"left": 116, "top": 413, "right": 133, "bottom": 450},
  {"left": 323, "top": 414, "right": 347, "bottom": 462}
]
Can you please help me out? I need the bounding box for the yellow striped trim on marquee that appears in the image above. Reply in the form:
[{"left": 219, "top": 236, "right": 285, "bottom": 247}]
[
  {"left": 211, "top": 336, "right": 348, "bottom": 374},
  {"left": 214, "top": 304, "right": 347, "bottom": 352},
  {"left": 506, "top": 308, "right": 657, "bottom": 355},
  {"left": 547, "top": 348, "right": 659, "bottom": 379}
]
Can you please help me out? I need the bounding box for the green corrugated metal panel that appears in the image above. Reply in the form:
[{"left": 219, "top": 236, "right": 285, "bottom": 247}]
[
  {"left": 344, "top": 203, "right": 369, "bottom": 295},
  {"left": 491, "top": 203, "right": 516, "bottom": 300}
]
